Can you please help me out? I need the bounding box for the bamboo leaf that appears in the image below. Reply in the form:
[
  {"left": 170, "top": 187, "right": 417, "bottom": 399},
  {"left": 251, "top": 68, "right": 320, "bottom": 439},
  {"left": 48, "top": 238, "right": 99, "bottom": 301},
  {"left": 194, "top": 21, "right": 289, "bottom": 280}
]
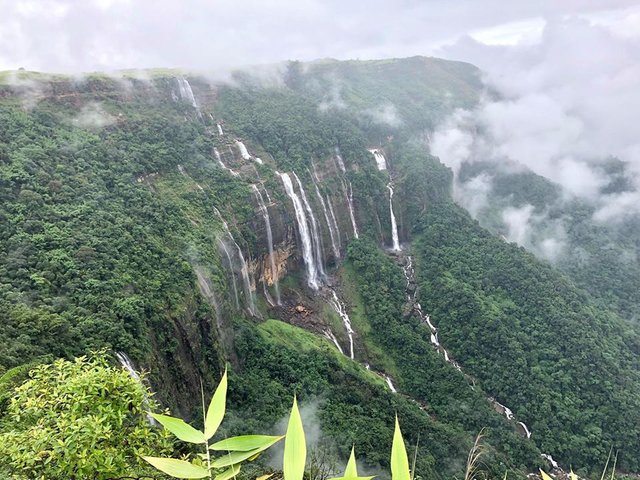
[
  {"left": 211, "top": 447, "right": 262, "bottom": 468},
  {"left": 569, "top": 471, "right": 578, "bottom": 480},
  {"left": 150, "top": 413, "right": 206, "bottom": 444},
  {"left": 143, "top": 457, "right": 209, "bottom": 479},
  {"left": 214, "top": 464, "right": 241, "bottom": 480},
  {"left": 345, "top": 446, "right": 359, "bottom": 478},
  {"left": 284, "top": 396, "right": 306, "bottom": 480},
  {"left": 211, "top": 435, "right": 283, "bottom": 468},
  {"left": 540, "top": 470, "right": 554, "bottom": 480},
  {"left": 391, "top": 416, "right": 411, "bottom": 480},
  {"left": 257, "top": 475, "right": 274, "bottom": 480},
  {"left": 328, "top": 476, "right": 375, "bottom": 480},
  {"left": 210, "top": 435, "right": 283, "bottom": 452},
  {"left": 205, "top": 367, "right": 228, "bottom": 440}
]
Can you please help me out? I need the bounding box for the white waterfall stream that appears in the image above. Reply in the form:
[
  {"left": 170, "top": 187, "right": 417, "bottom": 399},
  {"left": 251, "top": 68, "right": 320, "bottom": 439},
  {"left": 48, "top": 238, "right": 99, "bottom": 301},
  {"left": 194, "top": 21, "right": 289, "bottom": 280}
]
[
  {"left": 384, "top": 375, "right": 397, "bottom": 393},
  {"left": 323, "top": 329, "right": 344, "bottom": 355},
  {"left": 328, "top": 289, "right": 355, "bottom": 359},
  {"left": 217, "top": 123, "right": 224, "bottom": 136},
  {"left": 252, "top": 184, "right": 281, "bottom": 305},
  {"left": 402, "top": 254, "right": 533, "bottom": 439},
  {"left": 313, "top": 182, "right": 340, "bottom": 261},
  {"left": 278, "top": 172, "right": 320, "bottom": 290},
  {"left": 387, "top": 183, "right": 401, "bottom": 251},
  {"left": 327, "top": 195, "right": 341, "bottom": 248},
  {"left": 213, "top": 148, "right": 239, "bottom": 177},
  {"left": 346, "top": 181, "right": 359, "bottom": 239},
  {"left": 235, "top": 140, "right": 263, "bottom": 164},
  {"left": 177, "top": 77, "right": 201, "bottom": 118},
  {"left": 216, "top": 210, "right": 258, "bottom": 316},
  {"left": 236, "top": 140, "right": 251, "bottom": 160},
  {"left": 218, "top": 238, "right": 240, "bottom": 310},
  {"left": 194, "top": 267, "right": 222, "bottom": 327},
  {"left": 368, "top": 148, "right": 388, "bottom": 171},
  {"left": 293, "top": 173, "right": 326, "bottom": 280},
  {"left": 335, "top": 147, "right": 346, "bottom": 173},
  {"left": 115, "top": 352, "right": 157, "bottom": 425}
]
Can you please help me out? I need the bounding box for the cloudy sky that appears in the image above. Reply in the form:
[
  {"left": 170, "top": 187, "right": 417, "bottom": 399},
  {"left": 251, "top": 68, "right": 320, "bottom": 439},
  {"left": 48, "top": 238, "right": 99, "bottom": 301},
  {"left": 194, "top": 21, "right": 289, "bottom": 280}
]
[
  {"left": 3, "top": 0, "right": 640, "bottom": 234},
  {"left": 0, "top": 0, "right": 637, "bottom": 73}
]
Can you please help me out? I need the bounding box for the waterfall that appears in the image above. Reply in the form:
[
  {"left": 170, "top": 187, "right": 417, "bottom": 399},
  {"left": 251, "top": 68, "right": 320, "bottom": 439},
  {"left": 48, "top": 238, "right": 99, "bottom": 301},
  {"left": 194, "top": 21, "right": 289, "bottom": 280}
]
[
  {"left": 252, "top": 184, "right": 281, "bottom": 305},
  {"left": 217, "top": 123, "right": 224, "bottom": 136},
  {"left": 384, "top": 375, "right": 397, "bottom": 393},
  {"left": 326, "top": 196, "right": 342, "bottom": 246},
  {"left": 115, "top": 352, "right": 157, "bottom": 425},
  {"left": 218, "top": 239, "right": 240, "bottom": 309},
  {"left": 177, "top": 77, "right": 201, "bottom": 117},
  {"left": 313, "top": 181, "right": 340, "bottom": 261},
  {"left": 177, "top": 164, "right": 186, "bottom": 176},
  {"left": 346, "top": 181, "right": 359, "bottom": 239},
  {"left": 236, "top": 140, "right": 251, "bottom": 160},
  {"left": 278, "top": 172, "right": 320, "bottom": 290},
  {"left": 517, "top": 421, "right": 532, "bottom": 439},
  {"left": 293, "top": 173, "right": 326, "bottom": 279},
  {"left": 335, "top": 147, "right": 346, "bottom": 173},
  {"left": 324, "top": 329, "right": 344, "bottom": 355},
  {"left": 194, "top": 267, "right": 222, "bottom": 327},
  {"left": 368, "top": 149, "right": 388, "bottom": 171},
  {"left": 235, "top": 140, "right": 263, "bottom": 164},
  {"left": 328, "top": 289, "right": 355, "bottom": 359},
  {"left": 213, "top": 148, "right": 239, "bottom": 177},
  {"left": 387, "top": 183, "right": 401, "bottom": 251},
  {"left": 216, "top": 210, "right": 257, "bottom": 316}
]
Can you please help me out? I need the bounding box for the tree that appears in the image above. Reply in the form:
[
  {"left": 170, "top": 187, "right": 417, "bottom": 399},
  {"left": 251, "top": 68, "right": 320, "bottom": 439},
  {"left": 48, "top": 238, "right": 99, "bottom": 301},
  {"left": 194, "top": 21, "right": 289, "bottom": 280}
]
[{"left": 0, "top": 353, "right": 172, "bottom": 479}]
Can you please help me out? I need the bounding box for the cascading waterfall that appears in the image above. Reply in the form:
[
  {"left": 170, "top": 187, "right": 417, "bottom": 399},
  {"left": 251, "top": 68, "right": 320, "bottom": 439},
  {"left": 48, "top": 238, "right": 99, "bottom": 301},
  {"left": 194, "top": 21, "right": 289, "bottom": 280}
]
[
  {"left": 216, "top": 210, "right": 258, "bottom": 316},
  {"left": 335, "top": 147, "right": 346, "bottom": 173},
  {"left": 346, "top": 181, "right": 359, "bottom": 239},
  {"left": 235, "top": 140, "right": 263, "bottom": 164},
  {"left": 236, "top": 140, "right": 251, "bottom": 160},
  {"left": 517, "top": 422, "right": 532, "bottom": 439},
  {"left": 293, "top": 173, "right": 326, "bottom": 280},
  {"left": 278, "top": 172, "right": 320, "bottom": 290},
  {"left": 402, "top": 254, "right": 533, "bottom": 439},
  {"left": 252, "top": 184, "right": 281, "bottom": 305},
  {"left": 194, "top": 267, "right": 222, "bottom": 327},
  {"left": 326, "top": 196, "right": 342, "bottom": 246},
  {"left": 213, "top": 148, "right": 239, "bottom": 177},
  {"left": 368, "top": 148, "right": 388, "bottom": 171},
  {"left": 115, "top": 352, "right": 157, "bottom": 425},
  {"left": 313, "top": 181, "right": 340, "bottom": 260},
  {"left": 328, "top": 289, "right": 355, "bottom": 359},
  {"left": 323, "top": 329, "right": 344, "bottom": 355},
  {"left": 218, "top": 239, "right": 240, "bottom": 309},
  {"left": 217, "top": 123, "right": 224, "bottom": 136},
  {"left": 177, "top": 77, "right": 201, "bottom": 118},
  {"left": 387, "top": 183, "right": 401, "bottom": 251},
  {"left": 384, "top": 375, "right": 397, "bottom": 393}
]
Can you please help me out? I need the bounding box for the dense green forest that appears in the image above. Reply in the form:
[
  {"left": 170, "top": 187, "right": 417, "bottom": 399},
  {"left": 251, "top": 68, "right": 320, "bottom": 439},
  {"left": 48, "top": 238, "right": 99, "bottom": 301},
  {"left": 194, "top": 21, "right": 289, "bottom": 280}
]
[{"left": 0, "top": 57, "right": 639, "bottom": 478}]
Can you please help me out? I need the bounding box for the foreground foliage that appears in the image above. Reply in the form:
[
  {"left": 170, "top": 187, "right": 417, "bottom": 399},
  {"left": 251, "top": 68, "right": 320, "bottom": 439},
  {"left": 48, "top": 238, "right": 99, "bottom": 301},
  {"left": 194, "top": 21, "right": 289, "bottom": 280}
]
[{"left": 0, "top": 354, "right": 172, "bottom": 479}]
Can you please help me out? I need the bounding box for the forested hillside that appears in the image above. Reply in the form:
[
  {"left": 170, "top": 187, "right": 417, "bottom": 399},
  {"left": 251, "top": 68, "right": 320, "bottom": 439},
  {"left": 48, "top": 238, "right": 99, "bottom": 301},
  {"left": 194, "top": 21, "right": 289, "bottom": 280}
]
[{"left": 1, "top": 58, "right": 639, "bottom": 478}]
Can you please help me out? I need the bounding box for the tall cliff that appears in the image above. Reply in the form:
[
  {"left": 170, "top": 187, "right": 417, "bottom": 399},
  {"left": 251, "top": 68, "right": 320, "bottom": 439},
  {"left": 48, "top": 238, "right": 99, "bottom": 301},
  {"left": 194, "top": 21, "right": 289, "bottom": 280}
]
[{"left": 1, "top": 58, "right": 639, "bottom": 477}]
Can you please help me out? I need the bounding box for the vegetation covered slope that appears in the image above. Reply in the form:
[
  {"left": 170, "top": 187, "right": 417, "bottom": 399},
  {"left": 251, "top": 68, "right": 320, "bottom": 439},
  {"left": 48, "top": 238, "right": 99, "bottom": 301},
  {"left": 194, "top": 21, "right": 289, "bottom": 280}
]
[{"left": 0, "top": 56, "right": 639, "bottom": 477}]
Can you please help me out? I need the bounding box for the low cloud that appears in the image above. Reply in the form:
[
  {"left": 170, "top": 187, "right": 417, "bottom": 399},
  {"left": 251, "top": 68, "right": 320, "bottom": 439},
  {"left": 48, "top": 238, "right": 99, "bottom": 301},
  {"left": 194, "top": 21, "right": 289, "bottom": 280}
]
[
  {"left": 71, "top": 102, "right": 115, "bottom": 129},
  {"left": 432, "top": 10, "right": 640, "bottom": 226}
]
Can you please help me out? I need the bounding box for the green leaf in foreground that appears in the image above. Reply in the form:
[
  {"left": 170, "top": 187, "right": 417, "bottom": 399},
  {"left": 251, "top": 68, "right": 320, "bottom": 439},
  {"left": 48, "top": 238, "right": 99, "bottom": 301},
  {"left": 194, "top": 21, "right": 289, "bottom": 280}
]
[
  {"left": 142, "top": 457, "right": 209, "bottom": 479},
  {"left": 214, "top": 464, "right": 241, "bottom": 480},
  {"left": 345, "top": 446, "right": 359, "bottom": 477},
  {"left": 149, "top": 413, "right": 206, "bottom": 444},
  {"left": 391, "top": 416, "right": 411, "bottom": 480},
  {"left": 210, "top": 434, "right": 283, "bottom": 452},
  {"left": 284, "top": 396, "right": 306, "bottom": 480},
  {"left": 205, "top": 367, "right": 228, "bottom": 440}
]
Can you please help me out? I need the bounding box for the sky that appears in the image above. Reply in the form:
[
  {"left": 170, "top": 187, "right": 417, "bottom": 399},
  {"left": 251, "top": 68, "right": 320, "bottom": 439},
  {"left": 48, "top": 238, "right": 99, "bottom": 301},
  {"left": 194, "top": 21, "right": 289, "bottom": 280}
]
[
  {"left": 0, "top": 0, "right": 638, "bottom": 73},
  {"left": 3, "top": 0, "right": 640, "bottom": 240}
]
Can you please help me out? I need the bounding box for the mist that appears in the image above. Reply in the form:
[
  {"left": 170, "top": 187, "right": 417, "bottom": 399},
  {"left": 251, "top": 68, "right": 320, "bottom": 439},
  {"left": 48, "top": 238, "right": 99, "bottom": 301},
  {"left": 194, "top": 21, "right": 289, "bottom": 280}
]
[{"left": 430, "top": 7, "right": 640, "bottom": 259}]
